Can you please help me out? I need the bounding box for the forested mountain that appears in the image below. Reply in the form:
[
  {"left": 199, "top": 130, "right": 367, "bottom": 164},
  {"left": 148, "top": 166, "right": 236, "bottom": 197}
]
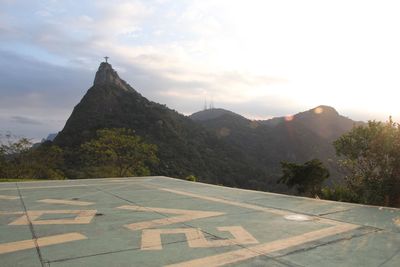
[
  {"left": 54, "top": 63, "right": 265, "bottom": 187},
  {"left": 260, "top": 106, "right": 364, "bottom": 141},
  {"left": 190, "top": 106, "right": 364, "bottom": 187},
  {"left": 54, "top": 62, "right": 362, "bottom": 191}
]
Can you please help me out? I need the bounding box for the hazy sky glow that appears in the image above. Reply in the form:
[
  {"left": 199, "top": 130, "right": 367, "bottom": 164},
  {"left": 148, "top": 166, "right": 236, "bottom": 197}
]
[{"left": 1, "top": 0, "right": 400, "bottom": 140}]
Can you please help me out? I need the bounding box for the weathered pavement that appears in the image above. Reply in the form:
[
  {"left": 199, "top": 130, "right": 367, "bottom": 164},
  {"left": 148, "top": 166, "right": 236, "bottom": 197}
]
[{"left": 0, "top": 176, "right": 399, "bottom": 266}]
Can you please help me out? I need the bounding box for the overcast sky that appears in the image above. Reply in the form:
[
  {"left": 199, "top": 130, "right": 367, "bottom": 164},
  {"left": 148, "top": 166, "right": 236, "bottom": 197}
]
[{"left": 1, "top": 0, "right": 400, "bottom": 141}]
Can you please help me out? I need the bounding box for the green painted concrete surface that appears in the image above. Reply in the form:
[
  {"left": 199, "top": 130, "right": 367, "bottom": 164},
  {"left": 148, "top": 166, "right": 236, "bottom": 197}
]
[{"left": 0, "top": 176, "right": 399, "bottom": 266}]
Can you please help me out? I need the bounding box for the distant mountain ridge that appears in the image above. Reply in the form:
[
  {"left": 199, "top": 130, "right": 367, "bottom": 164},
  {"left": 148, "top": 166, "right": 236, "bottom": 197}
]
[
  {"left": 260, "top": 105, "right": 364, "bottom": 141},
  {"left": 54, "top": 62, "right": 363, "bottom": 191},
  {"left": 189, "top": 105, "right": 364, "bottom": 185},
  {"left": 190, "top": 106, "right": 363, "bottom": 141},
  {"left": 190, "top": 108, "right": 246, "bottom": 122}
]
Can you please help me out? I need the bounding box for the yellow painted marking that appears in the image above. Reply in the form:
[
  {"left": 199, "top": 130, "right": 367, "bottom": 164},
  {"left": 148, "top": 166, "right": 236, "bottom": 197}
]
[
  {"left": 0, "top": 233, "right": 87, "bottom": 254},
  {"left": 0, "top": 178, "right": 147, "bottom": 191},
  {"left": 118, "top": 205, "right": 224, "bottom": 231},
  {"left": 105, "top": 179, "right": 129, "bottom": 182},
  {"left": 157, "top": 187, "right": 361, "bottom": 266},
  {"left": 37, "top": 199, "right": 94, "bottom": 206},
  {"left": 160, "top": 188, "right": 340, "bottom": 226},
  {"left": 161, "top": 188, "right": 291, "bottom": 216},
  {"left": 9, "top": 210, "right": 97, "bottom": 225},
  {"left": 141, "top": 226, "right": 258, "bottom": 250},
  {"left": 0, "top": 182, "right": 139, "bottom": 191},
  {"left": 167, "top": 223, "right": 359, "bottom": 267},
  {"left": 142, "top": 228, "right": 203, "bottom": 250},
  {"left": 0, "top": 184, "right": 89, "bottom": 191},
  {"left": 214, "top": 226, "right": 259, "bottom": 247},
  {"left": 0, "top": 195, "right": 19, "bottom": 200},
  {"left": 0, "top": 211, "right": 24, "bottom": 215}
]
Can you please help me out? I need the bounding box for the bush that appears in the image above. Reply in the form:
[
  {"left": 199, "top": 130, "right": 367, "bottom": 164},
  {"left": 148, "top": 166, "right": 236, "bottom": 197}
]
[{"left": 185, "top": 175, "right": 197, "bottom": 182}]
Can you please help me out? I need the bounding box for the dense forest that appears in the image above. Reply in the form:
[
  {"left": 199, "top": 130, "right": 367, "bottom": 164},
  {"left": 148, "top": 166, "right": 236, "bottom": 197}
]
[{"left": 1, "top": 119, "right": 400, "bottom": 207}]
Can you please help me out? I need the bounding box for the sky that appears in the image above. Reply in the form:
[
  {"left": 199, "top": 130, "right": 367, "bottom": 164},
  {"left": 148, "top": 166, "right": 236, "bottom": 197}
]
[{"left": 1, "top": 0, "right": 400, "bottom": 141}]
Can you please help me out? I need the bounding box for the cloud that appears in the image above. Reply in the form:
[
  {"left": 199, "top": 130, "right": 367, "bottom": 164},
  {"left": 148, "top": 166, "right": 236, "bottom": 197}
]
[
  {"left": 0, "top": 50, "right": 93, "bottom": 139},
  {"left": 0, "top": 50, "right": 92, "bottom": 109},
  {"left": 10, "top": 116, "right": 42, "bottom": 125},
  {"left": 3, "top": 0, "right": 396, "bottom": 140}
]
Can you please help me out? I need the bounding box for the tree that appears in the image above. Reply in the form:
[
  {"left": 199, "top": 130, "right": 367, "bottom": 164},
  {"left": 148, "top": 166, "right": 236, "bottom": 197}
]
[
  {"left": 334, "top": 119, "right": 400, "bottom": 207},
  {"left": 0, "top": 134, "right": 32, "bottom": 178},
  {"left": 0, "top": 143, "right": 6, "bottom": 178},
  {"left": 185, "top": 175, "right": 197, "bottom": 182},
  {"left": 278, "top": 159, "right": 330, "bottom": 197},
  {"left": 0, "top": 134, "right": 65, "bottom": 179},
  {"left": 81, "top": 128, "right": 158, "bottom": 177},
  {"left": 28, "top": 141, "right": 65, "bottom": 179}
]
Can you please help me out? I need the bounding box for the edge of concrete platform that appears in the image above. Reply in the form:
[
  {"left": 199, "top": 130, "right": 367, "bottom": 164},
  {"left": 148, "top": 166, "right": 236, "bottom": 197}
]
[
  {"left": 2, "top": 175, "right": 399, "bottom": 211},
  {"left": 155, "top": 176, "right": 400, "bottom": 211},
  {"left": 0, "top": 176, "right": 154, "bottom": 185}
]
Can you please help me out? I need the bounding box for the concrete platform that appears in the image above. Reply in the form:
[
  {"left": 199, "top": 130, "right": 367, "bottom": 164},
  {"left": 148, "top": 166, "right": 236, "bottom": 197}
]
[{"left": 0, "top": 176, "right": 399, "bottom": 266}]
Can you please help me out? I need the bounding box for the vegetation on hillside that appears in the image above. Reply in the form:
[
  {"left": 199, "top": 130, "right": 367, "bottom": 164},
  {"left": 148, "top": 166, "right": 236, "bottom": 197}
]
[
  {"left": 81, "top": 128, "right": 158, "bottom": 177},
  {"left": 0, "top": 129, "right": 158, "bottom": 181},
  {"left": 278, "top": 159, "right": 330, "bottom": 197},
  {"left": 278, "top": 118, "right": 400, "bottom": 207},
  {"left": 2, "top": 118, "right": 400, "bottom": 208},
  {"left": 332, "top": 119, "right": 400, "bottom": 207},
  {"left": 53, "top": 70, "right": 268, "bottom": 188},
  {"left": 0, "top": 134, "right": 65, "bottom": 179}
]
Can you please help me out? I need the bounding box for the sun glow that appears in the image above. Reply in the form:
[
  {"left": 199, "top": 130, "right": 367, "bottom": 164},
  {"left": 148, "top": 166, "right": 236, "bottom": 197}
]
[
  {"left": 2, "top": 0, "right": 400, "bottom": 141},
  {"left": 181, "top": 1, "right": 400, "bottom": 121}
]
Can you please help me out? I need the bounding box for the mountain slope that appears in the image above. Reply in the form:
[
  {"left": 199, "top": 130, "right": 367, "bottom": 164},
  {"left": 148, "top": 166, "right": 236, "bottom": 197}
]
[
  {"left": 262, "top": 105, "right": 364, "bottom": 141},
  {"left": 54, "top": 62, "right": 364, "bottom": 192},
  {"left": 54, "top": 63, "right": 265, "bottom": 186},
  {"left": 189, "top": 106, "right": 363, "bottom": 186}
]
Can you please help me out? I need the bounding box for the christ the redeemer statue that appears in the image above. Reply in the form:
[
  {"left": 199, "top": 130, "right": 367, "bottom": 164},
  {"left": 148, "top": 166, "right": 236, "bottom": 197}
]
[{"left": 104, "top": 56, "right": 109, "bottom": 63}]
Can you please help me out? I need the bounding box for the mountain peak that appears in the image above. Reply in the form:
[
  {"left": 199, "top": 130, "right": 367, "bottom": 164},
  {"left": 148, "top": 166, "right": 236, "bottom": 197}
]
[
  {"left": 190, "top": 108, "right": 246, "bottom": 121},
  {"left": 308, "top": 105, "right": 339, "bottom": 116},
  {"left": 93, "top": 62, "right": 130, "bottom": 91}
]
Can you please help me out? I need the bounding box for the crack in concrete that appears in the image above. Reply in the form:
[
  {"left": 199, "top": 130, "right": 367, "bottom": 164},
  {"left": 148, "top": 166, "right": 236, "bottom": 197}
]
[
  {"left": 16, "top": 183, "right": 45, "bottom": 267},
  {"left": 45, "top": 239, "right": 185, "bottom": 264},
  {"left": 317, "top": 208, "right": 353, "bottom": 216},
  {"left": 45, "top": 235, "right": 294, "bottom": 267},
  {"left": 236, "top": 199, "right": 386, "bottom": 232},
  {"left": 257, "top": 253, "right": 306, "bottom": 267},
  {"left": 273, "top": 226, "right": 382, "bottom": 259},
  {"left": 88, "top": 184, "right": 301, "bottom": 266},
  {"left": 91, "top": 185, "right": 233, "bottom": 244},
  {"left": 377, "top": 246, "right": 400, "bottom": 267}
]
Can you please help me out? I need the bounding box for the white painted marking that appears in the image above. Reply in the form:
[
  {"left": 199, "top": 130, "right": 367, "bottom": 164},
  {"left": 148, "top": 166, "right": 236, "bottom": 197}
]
[
  {"left": 0, "top": 233, "right": 87, "bottom": 254},
  {"left": 37, "top": 199, "right": 94, "bottom": 206},
  {"left": 141, "top": 226, "right": 258, "bottom": 250},
  {"left": 284, "top": 214, "right": 312, "bottom": 221}
]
